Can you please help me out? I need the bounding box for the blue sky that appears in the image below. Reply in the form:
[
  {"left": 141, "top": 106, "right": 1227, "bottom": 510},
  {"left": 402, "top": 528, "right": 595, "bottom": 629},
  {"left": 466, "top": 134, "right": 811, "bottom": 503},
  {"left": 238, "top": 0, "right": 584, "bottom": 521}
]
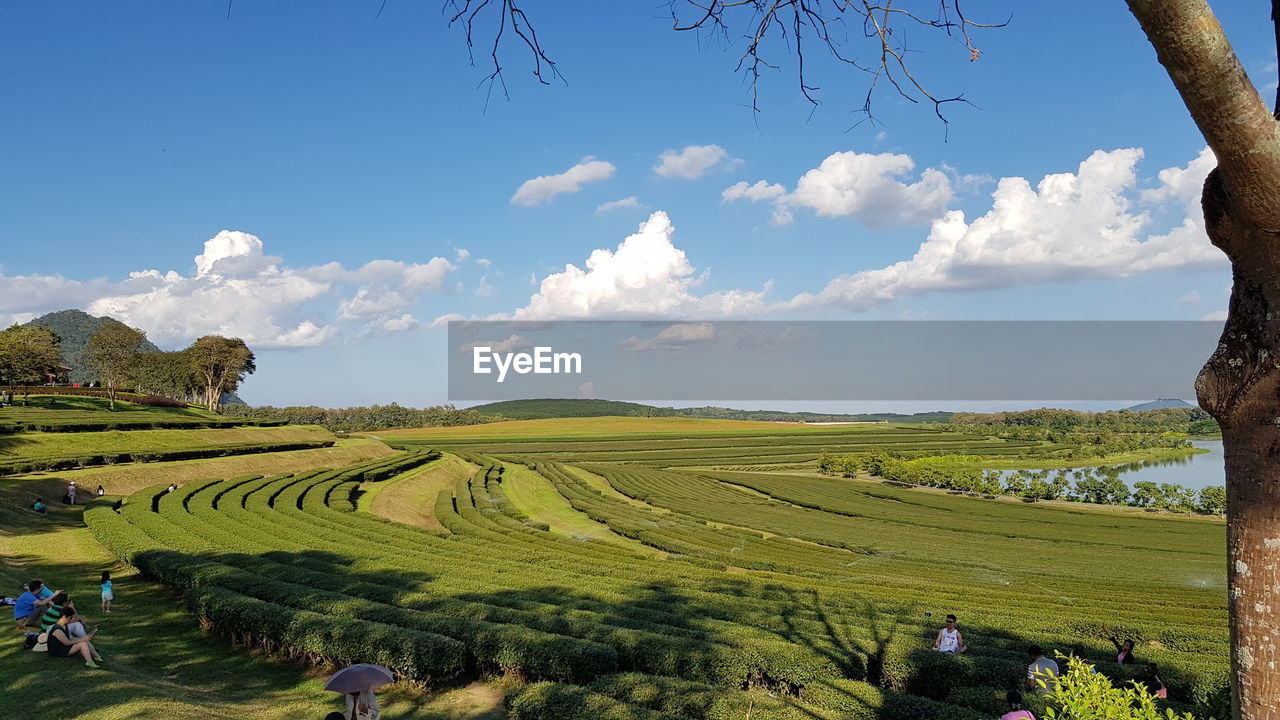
[{"left": 0, "top": 2, "right": 1271, "bottom": 407}]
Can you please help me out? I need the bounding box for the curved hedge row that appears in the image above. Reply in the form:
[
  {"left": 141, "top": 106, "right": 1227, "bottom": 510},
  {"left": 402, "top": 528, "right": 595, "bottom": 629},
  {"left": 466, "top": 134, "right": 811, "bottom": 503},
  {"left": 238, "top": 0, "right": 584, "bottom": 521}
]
[{"left": 84, "top": 449, "right": 1227, "bottom": 718}]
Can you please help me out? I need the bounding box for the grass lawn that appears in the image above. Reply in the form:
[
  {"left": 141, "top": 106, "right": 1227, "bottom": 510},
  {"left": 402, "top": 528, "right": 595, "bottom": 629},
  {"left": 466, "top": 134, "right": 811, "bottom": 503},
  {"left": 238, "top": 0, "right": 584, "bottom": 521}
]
[{"left": 0, "top": 473, "right": 508, "bottom": 720}]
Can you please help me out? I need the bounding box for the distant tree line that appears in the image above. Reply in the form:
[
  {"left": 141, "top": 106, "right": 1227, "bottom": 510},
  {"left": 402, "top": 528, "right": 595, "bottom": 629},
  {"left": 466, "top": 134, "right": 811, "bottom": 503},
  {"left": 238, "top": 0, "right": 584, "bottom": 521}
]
[
  {"left": 220, "top": 403, "right": 496, "bottom": 432},
  {"left": 0, "top": 322, "right": 254, "bottom": 413},
  {"left": 948, "top": 407, "right": 1220, "bottom": 435},
  {"left": 819, "top": 450, "right": 1226, "bottom": 514}
]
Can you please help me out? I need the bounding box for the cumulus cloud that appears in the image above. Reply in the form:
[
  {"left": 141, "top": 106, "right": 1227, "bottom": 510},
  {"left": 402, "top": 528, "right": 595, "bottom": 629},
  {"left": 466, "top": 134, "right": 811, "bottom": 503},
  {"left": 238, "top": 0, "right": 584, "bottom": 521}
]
[
  {"left": 787, "top": 148, "right": 1226, "bottom": 311},
  {"left": 512, "top": 156, "right": 616, "bottom": 206},
  {"left": 621, "top": 322, "right": 717, "bottom": 352},
  {"left": 722, "top": 180, "right": 786, "bottom": 204},
  {"left": 1178, "top": 291, "right": 1202, "bottom": 305},
  {"left": 477, "top": 258, "right": 492, "bottom": 268},
  {"left": 0, "top": 229, "right": 460, "bottom": 349},
  {"left": 596, "top": 196, "right": 644, "bottom": 214},
  {"left": 654, "top": 145, "right": 736, "bottom": 180},
  {"left": 496, "top": 211, "right": 771, "bottom": 320},
  {"left": 1202, "top": 310, "right": 1229, "bottom": 321},
  {"left": 455, "top": 248, "right": 471, "bottom": 263},
  {"left": 775, "top": 151, "right": 954, "bottom": 227},
  {"left": 457, "top": 333, "right": 531, "bottom": 355}
]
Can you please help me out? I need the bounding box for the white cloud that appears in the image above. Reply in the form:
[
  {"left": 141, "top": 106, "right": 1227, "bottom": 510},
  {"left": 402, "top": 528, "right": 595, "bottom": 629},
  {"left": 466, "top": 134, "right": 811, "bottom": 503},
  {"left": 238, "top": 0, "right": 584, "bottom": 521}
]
[
  {"left": 621, "top": 322, "right": 717, "bottom": 352},
  {"left": 722, "top": 180, "right": 786, "bottom": 204},
  {"left": 477, "top": 258, "right": 492, "bottom": 268},
  {"left": 494, "top": 211, "right": 771, "bottom": 320},
  {"left": 1178, "top": 291, "right": 1202, "bottom": 305},
  {"left": 454, "top": 149, "right": 1227, "bottom": 325},
  {"left": 379, "top": 314, "right": 420, "bottom": 333},
  {"left": 512, "top": 156, "right": 616, "bottom": 206},
  {"left": 455, "top": 248, "right": 471, "bottom": 263},
  {"left": 596, "top": 196, "right": 643, "bottom": 214},
  {"left": 776, "top": 151, "right": 954, "bottom": 227},
  {"left": 0, "top": 229, "right": 462, "bottom": 349},
  {"left": 787, "top": 148, "right": 1226, "bottom": 311},
  {"left": 458, "top": 333, "right": 530, "bottom": 355},
  {"left": 654, "top": 145, "right": 735, "bottom": 180},
  {"left": 1202, "top": 310, "right": 1229, "bottom": 321},
  {"left": 577, "top": 381, "right": 597, "bottom": 399}
]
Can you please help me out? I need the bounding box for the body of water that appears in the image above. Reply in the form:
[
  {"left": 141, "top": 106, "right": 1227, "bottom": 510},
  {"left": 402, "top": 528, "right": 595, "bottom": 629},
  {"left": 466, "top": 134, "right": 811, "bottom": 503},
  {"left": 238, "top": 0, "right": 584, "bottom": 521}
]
[{"left": 998, "top": 439, "right": 1225, "bottom": 491}]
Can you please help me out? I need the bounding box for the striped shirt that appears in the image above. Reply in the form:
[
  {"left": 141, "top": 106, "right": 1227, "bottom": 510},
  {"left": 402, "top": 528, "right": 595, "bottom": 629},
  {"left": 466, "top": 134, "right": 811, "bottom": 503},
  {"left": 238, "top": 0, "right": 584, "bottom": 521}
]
[{"left": 39, "top": 604, "right": 63, "bottom": 630}]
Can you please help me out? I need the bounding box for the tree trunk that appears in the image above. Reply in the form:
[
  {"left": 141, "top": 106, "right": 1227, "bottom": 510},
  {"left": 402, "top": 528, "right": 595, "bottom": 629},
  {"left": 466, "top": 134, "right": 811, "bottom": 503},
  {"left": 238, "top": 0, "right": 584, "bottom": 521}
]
[{"left": 1196, "top": 173, "right": 1280, "bottom": 720}]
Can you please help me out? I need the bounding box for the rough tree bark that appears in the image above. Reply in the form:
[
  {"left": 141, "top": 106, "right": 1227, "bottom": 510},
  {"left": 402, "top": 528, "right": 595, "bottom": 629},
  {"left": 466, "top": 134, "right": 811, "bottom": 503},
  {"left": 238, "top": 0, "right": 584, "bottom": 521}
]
[{"left": 1127, "top": 2, "right": 1280, "bottom": 718}]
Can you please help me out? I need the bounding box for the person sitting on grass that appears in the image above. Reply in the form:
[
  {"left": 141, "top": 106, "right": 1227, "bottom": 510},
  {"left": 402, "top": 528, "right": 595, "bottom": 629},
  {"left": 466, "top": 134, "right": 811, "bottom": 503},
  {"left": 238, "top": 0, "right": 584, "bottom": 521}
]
[
  {"left": 932, "top": 614, "right": 968, "bottom": 653},
  {"left": 66, "top": 609, "right": 91, "bottom": 639},
  {"left": 32, "top": 498, "right": 47, "bottom": 514},
  {"left": 46, "top": 606, "right": 102, "bottom": 668},
  {"left": 38, "top": 592, "right": 72, "bottom": 631},
  {"left": 16, "top": 579, "right": 57, "bottom": 629},
  {"left": 1001, "top": 690, "right": 1036, "bottom": 720},
  {"left": 13, "top": 580, "right": 52, "bottom": 629}
]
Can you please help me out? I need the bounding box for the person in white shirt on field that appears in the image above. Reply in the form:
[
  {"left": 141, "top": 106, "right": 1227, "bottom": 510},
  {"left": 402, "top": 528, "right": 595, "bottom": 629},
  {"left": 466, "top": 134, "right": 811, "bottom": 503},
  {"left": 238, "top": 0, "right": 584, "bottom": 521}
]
[{"left": 933, "top": 614, "right": 968, "bottom": 653}]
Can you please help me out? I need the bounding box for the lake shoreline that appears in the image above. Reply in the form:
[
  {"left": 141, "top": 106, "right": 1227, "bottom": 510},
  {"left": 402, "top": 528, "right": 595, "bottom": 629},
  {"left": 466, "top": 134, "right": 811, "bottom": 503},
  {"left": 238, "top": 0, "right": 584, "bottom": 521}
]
[{"left": 958, "top": 445, "right": 1212, "bottom": 472}]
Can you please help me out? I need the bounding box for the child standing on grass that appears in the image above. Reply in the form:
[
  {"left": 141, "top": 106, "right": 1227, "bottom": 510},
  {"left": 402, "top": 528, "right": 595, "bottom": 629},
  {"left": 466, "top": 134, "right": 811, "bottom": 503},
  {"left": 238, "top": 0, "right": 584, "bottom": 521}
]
[{"left": 100, "top": 571, "right": 113, "bottom": 613}]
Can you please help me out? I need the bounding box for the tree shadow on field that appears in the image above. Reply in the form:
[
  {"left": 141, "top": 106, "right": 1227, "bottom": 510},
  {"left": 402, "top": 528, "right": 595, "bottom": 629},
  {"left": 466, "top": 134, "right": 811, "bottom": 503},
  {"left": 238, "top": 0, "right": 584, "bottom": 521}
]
[
  {"left": 257, "top": 548, "right": 437, "bottom": 588},
  {"left": 0, "top": 432, "right": 33, "bottom": 455},
  {"left": 441, "top": 578, "right": 1222, "bottom": 719},
  {"left": 2, "top": 515, "right": 1223, "bottom": 720},
  {"left": 0, "top": 549, "right": 336, "bottom": 720},
  {"left": 0, "top": 477, "right": 89, "bottom": 540}
]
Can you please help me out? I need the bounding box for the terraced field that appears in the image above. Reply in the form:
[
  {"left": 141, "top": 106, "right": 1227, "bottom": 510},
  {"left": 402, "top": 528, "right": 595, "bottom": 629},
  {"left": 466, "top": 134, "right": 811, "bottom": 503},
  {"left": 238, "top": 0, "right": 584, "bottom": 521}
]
[
  {"left": 383, "top": 420, "right": 1043, "bottom": 470},
  {"left": 0, "top": 395, "right": 278, "bottom": 432},
  {"left": 82, "top": 419, "right": 1229, "bottom": 719}
]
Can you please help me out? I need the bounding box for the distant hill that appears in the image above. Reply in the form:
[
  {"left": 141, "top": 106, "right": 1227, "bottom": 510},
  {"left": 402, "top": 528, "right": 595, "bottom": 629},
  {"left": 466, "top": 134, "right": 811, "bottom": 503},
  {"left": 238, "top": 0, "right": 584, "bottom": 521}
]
[
  {"left": 466, "top": 399, "right": 680, "bottom": 419},
  {"left": 466, "top": 398, "right": 951, "bottom": 424},
  {"left": 25, "top": 309, "right": 162, "bottom": 384},
  {"left": 1126, "top": 398, "right": 1195, "bottom": 411}
]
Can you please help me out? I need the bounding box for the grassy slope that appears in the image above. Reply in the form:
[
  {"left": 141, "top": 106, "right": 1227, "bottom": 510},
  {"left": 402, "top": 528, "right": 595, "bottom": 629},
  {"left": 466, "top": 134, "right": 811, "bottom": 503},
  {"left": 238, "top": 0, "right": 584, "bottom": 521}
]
[
  {"left": 1, "top": 425, "right": 332, "bottom": 460},
  {"left": 3, "top": 394, "right": 213, "bottom": 414},
  {"left": 499, "top": 463, "right": 659, "bottom": 552},
  {"left": 0, "top": 472, "right": 508, "bottom": 720},
  {"left": 364, "top": 454, "right": 474, "bottom": 530}
]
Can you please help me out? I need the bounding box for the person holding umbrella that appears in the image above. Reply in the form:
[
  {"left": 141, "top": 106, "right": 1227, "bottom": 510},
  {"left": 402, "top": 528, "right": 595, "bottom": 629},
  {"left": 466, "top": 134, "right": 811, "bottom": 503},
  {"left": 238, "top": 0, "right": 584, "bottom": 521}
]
[{"left": 325, "top": 663, "right": 392, "bottom": 720}]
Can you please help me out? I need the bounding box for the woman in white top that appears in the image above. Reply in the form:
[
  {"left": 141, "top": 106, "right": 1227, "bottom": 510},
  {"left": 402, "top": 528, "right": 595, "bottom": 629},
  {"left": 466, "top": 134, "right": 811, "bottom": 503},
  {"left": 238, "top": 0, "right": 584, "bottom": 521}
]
[{"left": 933, "top": 614, "right": 968, "bottom": 653}]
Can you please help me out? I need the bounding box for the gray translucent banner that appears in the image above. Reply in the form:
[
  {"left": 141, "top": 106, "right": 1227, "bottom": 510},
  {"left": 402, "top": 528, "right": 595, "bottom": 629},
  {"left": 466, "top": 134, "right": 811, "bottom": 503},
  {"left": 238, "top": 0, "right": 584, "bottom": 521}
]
[{"left": 447, "top": 321, "right": 1223, "bottom": 402}]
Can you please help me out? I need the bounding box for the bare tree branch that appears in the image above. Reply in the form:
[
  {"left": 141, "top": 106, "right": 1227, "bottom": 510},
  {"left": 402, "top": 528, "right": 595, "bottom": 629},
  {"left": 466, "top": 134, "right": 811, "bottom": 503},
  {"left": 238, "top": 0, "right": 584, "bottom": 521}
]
[
  {"left": 444, "top": 0, "right": 565, "bottom": 106},
  {"left": 663, "top": 0, "right": 1003, "bottom": 128}
]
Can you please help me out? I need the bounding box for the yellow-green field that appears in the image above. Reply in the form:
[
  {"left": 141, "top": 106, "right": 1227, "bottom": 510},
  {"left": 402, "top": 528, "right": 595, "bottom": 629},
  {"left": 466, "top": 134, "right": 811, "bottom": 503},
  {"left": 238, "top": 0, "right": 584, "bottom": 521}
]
[{"left": 376, "top": 416, "right": 844, "bottom": 439}]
